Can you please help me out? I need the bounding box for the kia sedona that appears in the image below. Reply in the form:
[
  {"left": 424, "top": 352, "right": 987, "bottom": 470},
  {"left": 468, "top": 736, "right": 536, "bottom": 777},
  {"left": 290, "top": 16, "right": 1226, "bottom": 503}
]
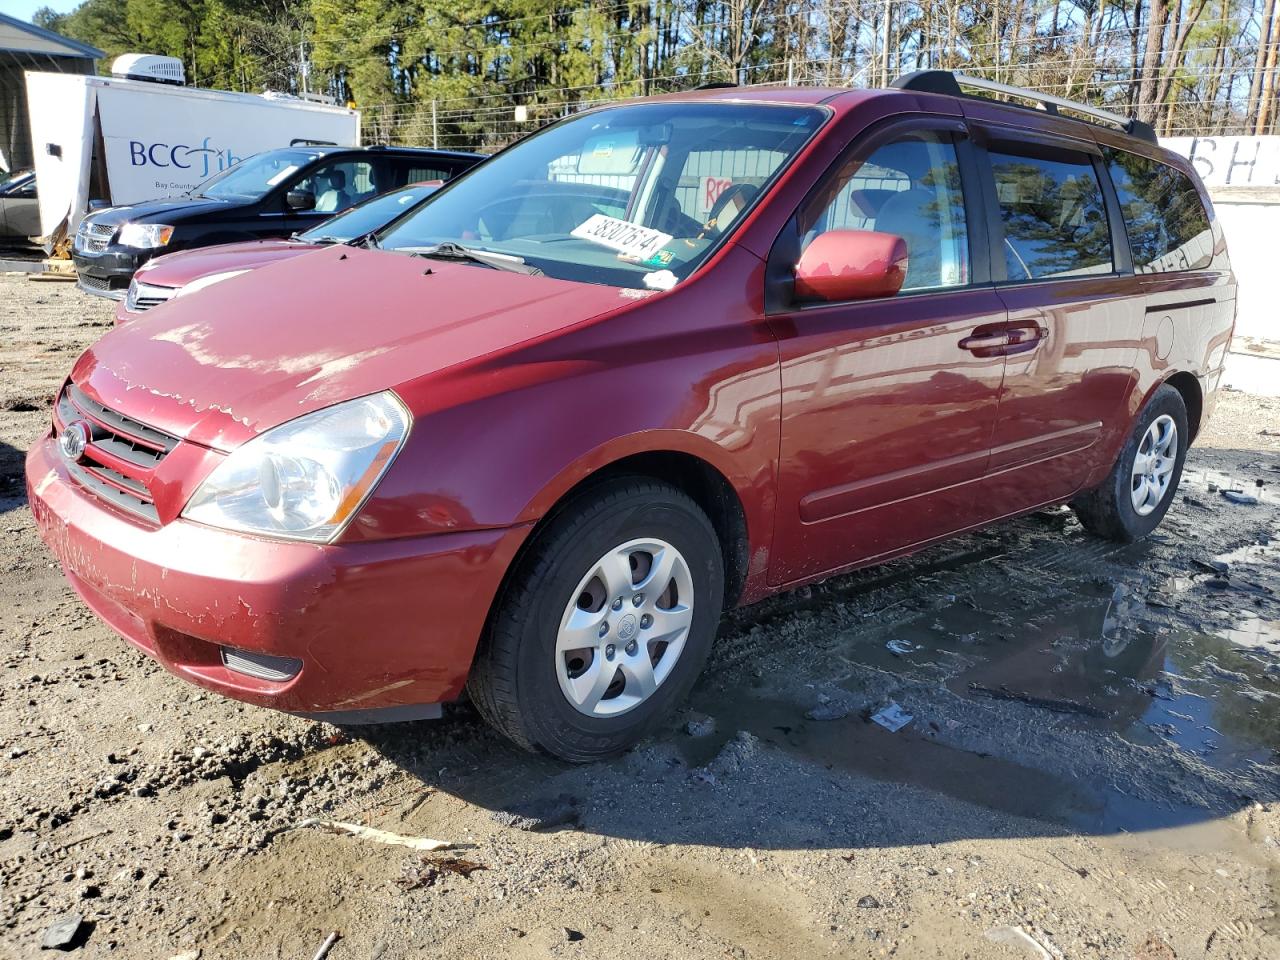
[
  {"left": 116, "top": 181, "right": 444, "bottom": 323},
  {"left": 29, "top": 73, "right": 1234, "bottom": 761},
  {"left": 73, "top": 145, "right": 482, "bottom": 298}
]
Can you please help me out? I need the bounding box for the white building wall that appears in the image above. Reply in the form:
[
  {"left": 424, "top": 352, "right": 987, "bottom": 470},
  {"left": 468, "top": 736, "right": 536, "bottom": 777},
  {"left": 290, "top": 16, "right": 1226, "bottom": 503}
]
[
  {"left": 1162, "top": 136, "right": 1280, "bottom": 347},
  {"left": 1208, "top": 200, "right": 1275, "bottom": 344}
]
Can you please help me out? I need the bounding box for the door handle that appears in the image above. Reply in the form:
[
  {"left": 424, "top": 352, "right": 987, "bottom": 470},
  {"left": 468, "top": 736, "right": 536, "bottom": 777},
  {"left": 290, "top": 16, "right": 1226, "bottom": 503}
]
[
  {"left": 958, "top": 332, "right": 1010, "bottom": 355},
  {"left": 1003, "top": 324, "right": 1048, "bottom": 355}
]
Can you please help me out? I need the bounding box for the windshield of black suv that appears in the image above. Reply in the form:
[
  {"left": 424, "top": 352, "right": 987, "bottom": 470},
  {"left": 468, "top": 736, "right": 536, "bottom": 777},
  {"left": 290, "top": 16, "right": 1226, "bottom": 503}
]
[
  {"left": 191, "top": 149, "right": 324, "bottom": 201},
  {"left": 377, "top": 102, "right": 826, "bottom": 290},
  {"left": 297, "top": 183, "right": 436, "bottom": 243}
]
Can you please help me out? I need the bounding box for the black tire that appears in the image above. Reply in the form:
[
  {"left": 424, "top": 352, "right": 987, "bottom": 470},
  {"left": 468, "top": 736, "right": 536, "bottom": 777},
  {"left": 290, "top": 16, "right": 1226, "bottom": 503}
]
[
  {"left": 468, "top": 478, "right": 724, "bottom": 762},
  {"left": 1072, "top": 384, "right": 1189, "bottom": 542}
]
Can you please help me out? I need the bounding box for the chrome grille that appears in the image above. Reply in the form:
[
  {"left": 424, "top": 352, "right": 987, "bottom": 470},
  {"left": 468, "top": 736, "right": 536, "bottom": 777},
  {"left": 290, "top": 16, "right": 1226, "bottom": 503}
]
[
  {"left": 125, "top": 280, "right": 176, "bottom": 313},
  {"left": 77, "top": 273, "right": 112, "bottom": 292},
  {"left": 54, "top": 383, "right": 179, "bottom": 524},
  {"left": 75, "top": 220, "right": 115, "bottom": 255}
]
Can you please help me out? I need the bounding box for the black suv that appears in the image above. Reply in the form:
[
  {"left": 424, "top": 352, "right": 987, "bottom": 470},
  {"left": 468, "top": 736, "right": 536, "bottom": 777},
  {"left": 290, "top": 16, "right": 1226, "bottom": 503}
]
[{"left": 73, "top": 145, "right": 483, "bottom": 298}]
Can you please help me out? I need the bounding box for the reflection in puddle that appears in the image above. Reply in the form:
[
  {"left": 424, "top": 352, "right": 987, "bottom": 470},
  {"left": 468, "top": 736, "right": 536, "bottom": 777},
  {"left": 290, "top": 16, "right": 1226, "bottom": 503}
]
[
  {"left": 1219, "top": 616, "right": 1280, "bottom": 652},
  {"left": 1213, "top": 541, "right": 1277, "bottom": 569},
  {"left": 690, "top": 572, "right": 1280, "bottom": 835}
]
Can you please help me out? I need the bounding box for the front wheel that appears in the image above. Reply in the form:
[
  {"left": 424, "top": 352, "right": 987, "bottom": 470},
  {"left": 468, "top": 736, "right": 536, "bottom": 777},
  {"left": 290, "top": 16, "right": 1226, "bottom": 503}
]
[
  {"left": 1072, "top": 384, "right": 1189, "bottom": 542},
  {"left": 468, "top": 478, "right": 724, "bottom": 762}
]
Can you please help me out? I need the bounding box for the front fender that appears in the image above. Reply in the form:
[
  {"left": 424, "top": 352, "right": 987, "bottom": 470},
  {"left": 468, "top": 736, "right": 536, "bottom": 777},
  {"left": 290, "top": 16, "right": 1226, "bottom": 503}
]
[{"left": 343, "top": 247, "right": 782, "bottom": 554}]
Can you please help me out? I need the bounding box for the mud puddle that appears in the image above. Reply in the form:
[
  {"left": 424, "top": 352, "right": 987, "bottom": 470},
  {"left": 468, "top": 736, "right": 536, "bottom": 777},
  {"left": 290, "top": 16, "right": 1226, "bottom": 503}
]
[
  {"left": 681, "top": 690, "right": 1103, "bottom": 825},
  {"left": 684, "top": 558, "right": 1280, "bottom": 837}
]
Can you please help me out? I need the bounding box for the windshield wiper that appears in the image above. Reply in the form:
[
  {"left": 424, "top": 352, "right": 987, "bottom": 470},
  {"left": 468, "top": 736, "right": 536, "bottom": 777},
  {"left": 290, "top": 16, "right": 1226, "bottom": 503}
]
[{"left": 404, "top": 242, "right": 542, "bottom": 276}]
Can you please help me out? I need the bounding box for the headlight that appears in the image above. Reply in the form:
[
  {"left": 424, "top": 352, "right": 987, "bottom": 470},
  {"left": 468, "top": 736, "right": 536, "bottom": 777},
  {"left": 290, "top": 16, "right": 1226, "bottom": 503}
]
[
  {"left": 182, "top": 392, "right": 411, "bottom": 542},
  {"left": 118, "top": 223, "right": 175, "bottom": 249},
  {"left": 175, "top": 269, "right": 250, "bottom": 298}
]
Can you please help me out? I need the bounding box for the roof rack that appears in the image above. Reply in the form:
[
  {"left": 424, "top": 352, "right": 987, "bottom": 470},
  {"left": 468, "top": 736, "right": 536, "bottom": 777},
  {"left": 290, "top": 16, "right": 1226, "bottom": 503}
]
[
  {"left": 891, "top": 70, "right": 1158, "bottom": 145},
  {"left": 694, "top": 81, "right": 738, "bottom": 91}
]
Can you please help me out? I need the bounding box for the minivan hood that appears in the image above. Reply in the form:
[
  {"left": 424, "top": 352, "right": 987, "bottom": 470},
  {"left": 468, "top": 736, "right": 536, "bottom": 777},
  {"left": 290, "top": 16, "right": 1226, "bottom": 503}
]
[
  {"left": 136, "top": 239, "right": 317, "bottom": 289},
  {"left": 89, "top": 195, "right": 233, "bottom": 227},
  {"left": 72, "top": 246, "right": 636, "bottom": 450}
]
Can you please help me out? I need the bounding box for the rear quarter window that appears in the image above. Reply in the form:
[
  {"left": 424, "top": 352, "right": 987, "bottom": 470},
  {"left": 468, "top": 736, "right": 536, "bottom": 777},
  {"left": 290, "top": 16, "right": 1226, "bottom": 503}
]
[
  {"left": 1105, "top": 150, "right": 1213, "bottom": 273},
  {"left": 404, "top": 163, "right": 455, "bottom": 182}
]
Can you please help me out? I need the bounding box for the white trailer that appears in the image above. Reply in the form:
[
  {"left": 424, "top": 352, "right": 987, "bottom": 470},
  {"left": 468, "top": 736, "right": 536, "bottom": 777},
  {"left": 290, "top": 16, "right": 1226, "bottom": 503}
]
[{"left": 25, "top": 58, "right": 359, "bottom": 250}]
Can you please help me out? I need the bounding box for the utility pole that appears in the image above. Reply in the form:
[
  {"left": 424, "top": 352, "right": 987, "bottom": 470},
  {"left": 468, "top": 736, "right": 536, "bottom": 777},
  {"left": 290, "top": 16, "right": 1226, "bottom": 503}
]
[
  {"left": 1249, "top": 0, "right": 1276, "bottom": 124},
  {"left": 993, "top": 2, "right": 1000, "bottom": 83},
  {"left": 881, "top": 0, "right": 892, "bottom": 86},
  {"left": 298, "top": 26, "right": 309, "bottom": 96},
  {"left": 1258, "top": 2, "right": 1280, "bottom": 133}
]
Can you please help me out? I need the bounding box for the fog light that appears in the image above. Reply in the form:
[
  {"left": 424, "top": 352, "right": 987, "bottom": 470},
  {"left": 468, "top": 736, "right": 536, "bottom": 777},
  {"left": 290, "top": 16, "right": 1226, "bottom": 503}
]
[{"left": 220, "top": 646, "right": 302, "bottom": 682}]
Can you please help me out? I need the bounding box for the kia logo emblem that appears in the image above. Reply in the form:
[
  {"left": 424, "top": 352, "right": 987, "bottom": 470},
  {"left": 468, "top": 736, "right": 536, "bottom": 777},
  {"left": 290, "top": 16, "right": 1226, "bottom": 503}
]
[
  {"left": 58, "top": 421, "right": 92, "bottom": 463},
  {"left": 617, "top": 614, "right": 638, "bottom": 642}
]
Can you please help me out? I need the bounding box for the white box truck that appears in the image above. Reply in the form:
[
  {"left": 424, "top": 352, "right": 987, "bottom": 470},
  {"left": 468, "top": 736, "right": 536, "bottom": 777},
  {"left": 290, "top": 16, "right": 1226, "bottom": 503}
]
[{"left": 25, "top": 55, "right": 360, "bottom": 251}]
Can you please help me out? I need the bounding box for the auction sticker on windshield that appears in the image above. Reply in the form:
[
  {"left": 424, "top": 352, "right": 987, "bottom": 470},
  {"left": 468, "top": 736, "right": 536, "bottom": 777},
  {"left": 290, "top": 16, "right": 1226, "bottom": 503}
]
[{"left": 571, "top": 214, "right": 673, "bottom": 261}]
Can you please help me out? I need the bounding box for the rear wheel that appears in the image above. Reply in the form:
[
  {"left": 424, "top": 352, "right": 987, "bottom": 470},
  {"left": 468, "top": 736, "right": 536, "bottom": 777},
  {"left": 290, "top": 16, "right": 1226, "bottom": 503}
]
[
  {"left": 468, "top": 478, "right": 724, "bottom": 762},
  {"left": 1072, "top": 384, "right": 1189, "bottom": 542}
]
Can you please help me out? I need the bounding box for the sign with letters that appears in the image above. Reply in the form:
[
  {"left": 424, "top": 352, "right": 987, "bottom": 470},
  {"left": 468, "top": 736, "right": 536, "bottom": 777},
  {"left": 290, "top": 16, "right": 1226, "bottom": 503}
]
[
  {"left": 1162, "top": 136, "right": 1280, "bottom": 189},
  {"left": 700, "top": 176, "right": 733, "bottom": 216},
  {"left": 94, "top": 85, "right": 358, "bottom": 204}
]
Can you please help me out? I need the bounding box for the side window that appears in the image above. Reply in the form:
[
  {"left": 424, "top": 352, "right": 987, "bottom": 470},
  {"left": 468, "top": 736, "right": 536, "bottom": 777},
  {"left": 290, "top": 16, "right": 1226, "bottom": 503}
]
[
  {"left": 798, "top": 132, "right": 969, "bottom": 292},
  {"left": 989, "top": 147, "right": 1112, "bottom": 281},
  {"left": 404, "top": 164, "right": 454, "bottom": 182},
  {"left": 294, "top": 160, "right": 377, "bottom": 213},
  {"left": 1105, "top": 150, "right": 1213, "bottom": 273}
]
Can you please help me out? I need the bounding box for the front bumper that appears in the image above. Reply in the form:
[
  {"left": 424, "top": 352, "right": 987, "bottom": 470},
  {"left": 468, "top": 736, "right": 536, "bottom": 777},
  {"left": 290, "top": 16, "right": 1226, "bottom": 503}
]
[
  {"left": 73, "top": 247, "right": 151, "bottom": 298},
  {"left": 26, "top": 435, "right": 530, "bottom": 718}
]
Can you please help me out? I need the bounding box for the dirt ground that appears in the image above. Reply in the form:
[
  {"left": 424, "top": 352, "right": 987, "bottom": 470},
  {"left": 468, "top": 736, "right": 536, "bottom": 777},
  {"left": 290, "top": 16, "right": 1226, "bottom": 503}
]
[{"left": 1, "top": 272, "right": 1278, "bottom": 960}]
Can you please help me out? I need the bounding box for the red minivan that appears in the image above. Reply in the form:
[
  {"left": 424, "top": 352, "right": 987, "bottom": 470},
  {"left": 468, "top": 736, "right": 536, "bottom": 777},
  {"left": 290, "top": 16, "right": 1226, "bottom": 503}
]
[{"left": 28, "top": 73, "right": 1235, "bottom": 761}]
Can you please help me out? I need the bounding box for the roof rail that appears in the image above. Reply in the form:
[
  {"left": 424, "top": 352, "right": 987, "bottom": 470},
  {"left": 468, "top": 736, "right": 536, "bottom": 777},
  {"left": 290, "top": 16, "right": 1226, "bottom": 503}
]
[
  {"left": 891, "top": 70, "right": 1158, "bottom": 145},
  {"left": 694, "top": 81, "right": 738, "bottom": 91}
]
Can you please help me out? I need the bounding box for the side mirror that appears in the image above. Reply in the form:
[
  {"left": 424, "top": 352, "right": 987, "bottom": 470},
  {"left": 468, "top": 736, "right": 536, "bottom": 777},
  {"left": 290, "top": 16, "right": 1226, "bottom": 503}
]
[
  {"left": 285, "top": 189, "right": 316, "bottom": 212},
  {"left": 794, "top": 230, "right": 908, "bottom": 303}
]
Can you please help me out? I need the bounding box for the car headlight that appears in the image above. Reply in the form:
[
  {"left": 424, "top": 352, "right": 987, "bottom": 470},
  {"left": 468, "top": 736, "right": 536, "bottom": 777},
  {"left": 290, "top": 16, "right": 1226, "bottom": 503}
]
[
  {"left": 175, "top": 269, "right": 250, "bottom": 298},
  {"left": 118, "top": 223, "right": 175, "bottom": 249},
  {"left": 182, "top": 392, "right": 411, "bottom": 542}
]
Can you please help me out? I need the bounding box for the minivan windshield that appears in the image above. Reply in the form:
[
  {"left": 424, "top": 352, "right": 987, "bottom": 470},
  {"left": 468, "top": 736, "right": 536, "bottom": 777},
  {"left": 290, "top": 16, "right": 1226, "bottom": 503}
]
[
  {"left": 192, "top": 149, "right": 323, "bottom": 201},
  {"left": 297, "top": 183, "right": 437, "bottom": 244},
  {"left": 377, "top": 102, "right": 825, "bottom": 289}
]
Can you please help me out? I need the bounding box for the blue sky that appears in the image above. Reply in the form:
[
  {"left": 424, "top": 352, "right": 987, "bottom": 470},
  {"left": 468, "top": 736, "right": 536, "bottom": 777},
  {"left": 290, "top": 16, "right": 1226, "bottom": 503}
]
[{"left": 3, "top": 1, "right": 81, "bottom": 25}]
